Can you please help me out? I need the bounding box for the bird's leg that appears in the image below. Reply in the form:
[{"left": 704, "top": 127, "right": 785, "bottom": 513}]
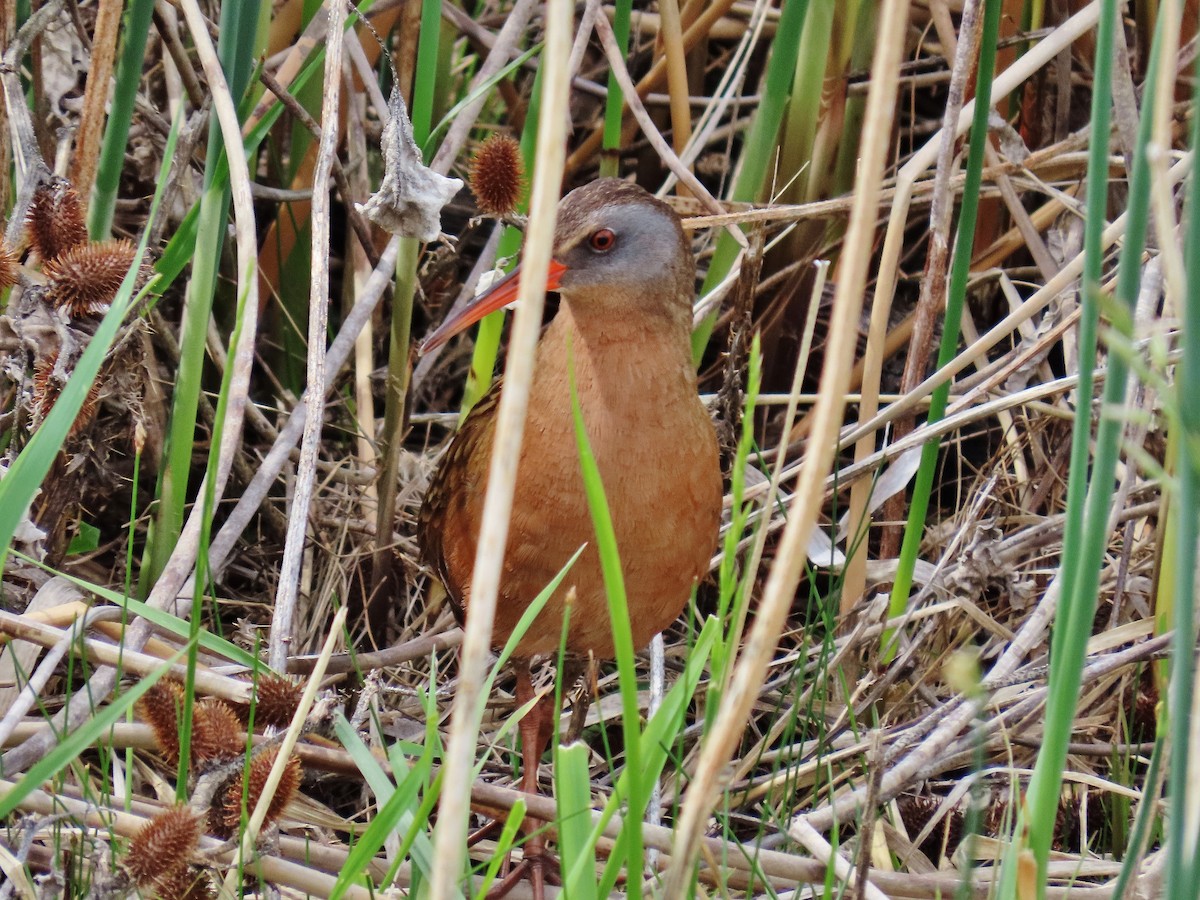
[
  {"left": 564, "top": 655, "right": 596, "bottom": 744},
  {"left": 486, "top": 661, "right": 559, "bottom": 900},
  {"left": 515, "top": 660, "right": 550, "bottom": 795}
]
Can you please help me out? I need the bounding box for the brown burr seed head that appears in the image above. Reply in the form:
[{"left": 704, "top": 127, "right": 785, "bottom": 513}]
[
  {"left": 42, "top": 239, "right": 142, "bottom": 319},
  {"left": 0, "top": 241, "right": 18, "bottom": 289},
  {"left": 149, "top": 867, "right": 216, "bottom": 900},
  {"left": 27, "top": 180, "right": 88, "bottom": 261},
  {"left": 221, "top": 748, "right": 302, "bottom": 832},
  {"left": 191, "top": 699, "right": 244, "bottom": 765},
  {"left": 124, "top": 806, "right": 201, "bottom": 888},
  {"left": 470, "top": 135, "right": 524, "bottom": 217},
  {"left": 895, "top": 795, "right": 965, "bottom": 861},
  {"left": 30, "top": 351, "right": 59, "bottom": 425},
  {"left": 30, "top": 350, "right": 103, "bottom": 437},
  {"left": 252, "top": 673, "right": 305, "bottom": 728},
  {"left": 136, "top": 680, "right": 185, "bottom": 762}
]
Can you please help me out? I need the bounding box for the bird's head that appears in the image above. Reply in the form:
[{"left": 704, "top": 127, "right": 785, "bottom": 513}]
[{"left": 419, "top": 179, "right": 694, "bottom": 353}]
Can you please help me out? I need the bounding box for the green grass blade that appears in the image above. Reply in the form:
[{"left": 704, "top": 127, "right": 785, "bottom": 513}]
[
  {"left": 1014, "top": 3, "right": 1165, "bottom": 891},
  {"left": 331, "top": 713, "right": 437, "bottom": 892},
  {"left": 554, "top": 742, "right": 598, "bottom": 900},
  {"left": 411, "top": 0, "right": 444, "bottom": 148},
  {"left": 691, "top": 0, "right": 811, "bottom": 361},
  {"left": 567, "top": 345, "right": 644, "bottom": 884},
  {"left": 884, "top": 0, "right": 1003, "bottom": 659},
  {"left": 88, "top": 0, "right": 155, "bottom": 238},
  {"left": 11, "top": 552, "right": 262, "bottom": 672},
  {"left": 476, "top": 798, "right": 526, "bottom": 896},
  {"left": 1164, "top": 20, "right": 1200, "bottom": 897},
  {"left": 141, "top": 0, "right": 268, "bottom": 589},
  {"left": 598, "top": 0, "right": 632, "bottom": 178},
  {"left": 589, "top": 615, "right": 720, "bottom": 896},
  {"left": 0, "top": 646, "right": 186, "bottom": 819}
]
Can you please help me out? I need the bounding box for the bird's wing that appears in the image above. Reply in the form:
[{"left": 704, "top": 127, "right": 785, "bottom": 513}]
[{"left": 417, "top": 376, "right": 504, "bottom": 624}]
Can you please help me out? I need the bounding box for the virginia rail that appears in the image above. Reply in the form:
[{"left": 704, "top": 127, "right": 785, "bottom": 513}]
[{"left": 418, "top": 179, "right": 722, "bottom": 894}]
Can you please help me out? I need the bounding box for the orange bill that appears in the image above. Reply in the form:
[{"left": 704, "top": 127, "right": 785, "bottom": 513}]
[{"left": 418, "top": 259, "right": 568, "bottom": 354}]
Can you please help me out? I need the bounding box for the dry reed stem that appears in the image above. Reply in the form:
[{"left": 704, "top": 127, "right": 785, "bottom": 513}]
[
  {"left": 197, "top": 235, "right": 402, "bottom": 587},
  {"left": 657, "top": 0, "right": 693, "bottom": 188},
  {"left": 344, "top": 70, "right": 380, "bottom": 507},
  {"left": 662, "top": 0, "right": 773, "bottom": 197},
  {"left": 841, "top": 0, "right": 983, "bottom": 613},
  {"left": 0, "top": 609, "right": 252, "bottom": 703},
  {"left": 270, "top": 0, "right": 345, "bottom": 674},
  {"left": 824, "top": 152, "right": 1191, "bottom": 466},
  {"left": 662, "top": 0, "right": 912, "bottom": 888},
  {"left": 67, "top": 0, "right": 121, "bottom": 201},
  {"left": 426, "top": 2, "right": 573, "bottom": 895},
  {"left": 287, "top": 625, "right": 463, "bottom": 675},
  {"left": 564, "top": 0, "right": 739, "bottom": 173},
  {"left": 1, "top": 781, "right": 378, "bottom": 900},
  {"left": 0, "top": 604, "right": 107, "bottom": 749},
  {"left": 592, "top": 10, "right": 736, "bottom": 229},
  {"left": 832, "top": 2, "right": 1103, "bottom": 597}
]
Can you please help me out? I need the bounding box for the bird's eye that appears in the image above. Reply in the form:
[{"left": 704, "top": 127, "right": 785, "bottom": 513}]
[{"left": 589, "top": 228, "right": 617, "bottom": 252}]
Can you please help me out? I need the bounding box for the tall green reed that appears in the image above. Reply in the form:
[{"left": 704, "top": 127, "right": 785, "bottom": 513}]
[
  {"left": 884, "top": 0, "right": 1002, "bottom": 657},
  {"left": 1163, "top": 21, "right": 1200, "bottom": 898},
  {"left": 690, "top": 0, "right": 810, "bottom": 362},
  {"left": 1000, "top": 0, "right": 1168, "bottom": 892},
  {"left": 140, "top": 0, "right": 268, "bottom": 590}
]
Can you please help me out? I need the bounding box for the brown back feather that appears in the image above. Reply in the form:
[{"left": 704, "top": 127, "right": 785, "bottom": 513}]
[{"left": 417, "top": 377, "right": 505, "bottom": 625}]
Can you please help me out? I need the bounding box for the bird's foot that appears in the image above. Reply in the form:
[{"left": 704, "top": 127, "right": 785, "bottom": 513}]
[
  {"left": 468, "top": 816, "right": 562, "bottom": 900},
  {"left": 485, "top": 844, "right": 561, "bottom": 900}
]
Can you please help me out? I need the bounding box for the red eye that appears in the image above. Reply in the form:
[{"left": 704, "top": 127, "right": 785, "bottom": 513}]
[{"left": 589, "top": 228, "right": 617, "bottom": 252}]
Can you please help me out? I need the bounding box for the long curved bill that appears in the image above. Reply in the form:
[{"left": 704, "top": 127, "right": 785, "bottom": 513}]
[{"left": 418, "top": 259, "right": 568, "bottom": 354}]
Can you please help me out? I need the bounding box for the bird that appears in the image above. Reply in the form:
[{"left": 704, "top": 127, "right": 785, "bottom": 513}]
[{"left": 417, "top": 178, "right": 723, "bottom": 896}]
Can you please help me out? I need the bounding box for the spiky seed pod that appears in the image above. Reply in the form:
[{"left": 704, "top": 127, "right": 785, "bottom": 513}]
[
  {"left": 27, "top": 179, "right": 88, "bottom": 261},
  {"left": 191, "top": 699, "right": 244, "bottom": 765},
  {"left": 221, "top": 748, "right": 302, "bottom": 832},
  {"left": 252, "top": 673, "right": 305, "bottom": 728},
  {"left": 150, "top": 866, "right": 216, "bottom": 900},
  {"left": 30, "top": 350, "right": 103, "bottom": 437},
  {"left": 0, "top": 240, "right": 18, "bottom": 289},
  {"left": 137, "top": 680, "right": 185, "bottom": 762},
  {"left": 206, "top": 800, "right": 233, "bottom": 839},
  {"left": 42, "top": 239, "right": 143, "bottom": 319},
  {"left": 896, "top": 795, "right": 964, "bottom": 861},
  {"left": 124, "top": 806, "right": 201, "bottom": 890},
  {"left": 470, "top": 135, "right": 524, "bottom": 217},
  {"left": 30, "top": 351, "right": 58, "bottom": 425}
]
